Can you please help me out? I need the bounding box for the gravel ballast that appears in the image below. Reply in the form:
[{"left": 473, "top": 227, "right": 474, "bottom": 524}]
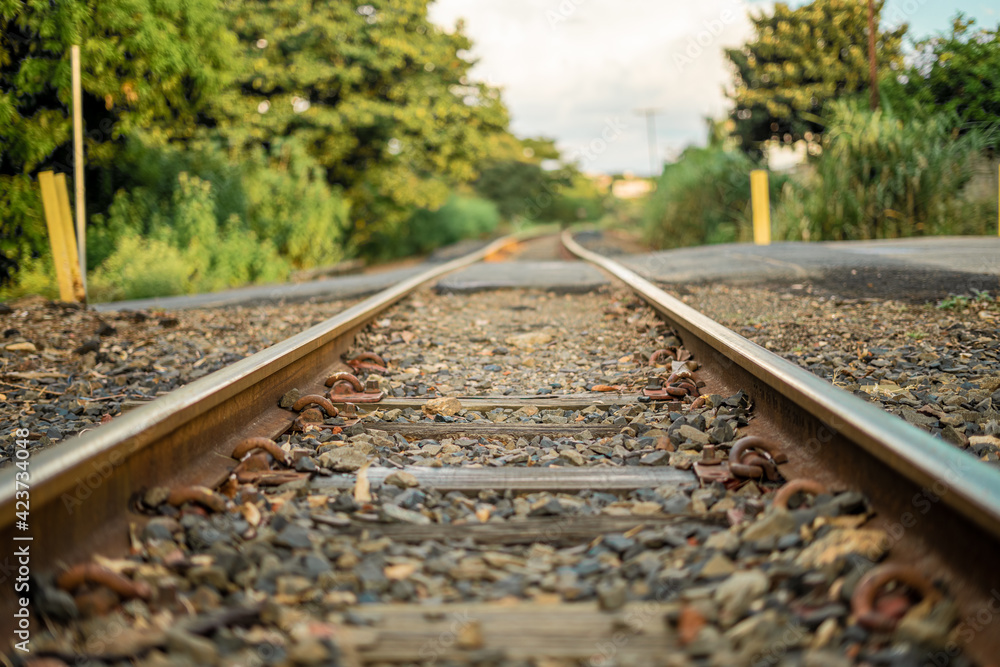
[
  {"left": 17, "top": 286, "right": 982, "bottom": 665},
  {"left": 0, "top": 296, "right": 359, "bottom": 467}
]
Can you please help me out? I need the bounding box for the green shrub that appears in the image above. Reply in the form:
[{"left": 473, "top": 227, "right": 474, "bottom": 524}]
[
  {"left": 774, "top": 102, "right": 988, "bottom": 240},
  {"left": 409, "top": 195, "right": 501, "bottom": 253},
  {"left": 367, "top": 194, "right": 501, "bottom": 260},
  {"left": 241, "top": 141, "right": 351, "bottom": 269},
  {"left": 88, "top": 235, "right": 193, "bottom": 301},
  {"left": 0, "top": 175, "right": 48, "bottom": 292},
  {"left": 644, "top": 147, "right": 786, "bottom": 248},
  {"left": 88, "top": 172, "right": 289, "bottom": 301}
]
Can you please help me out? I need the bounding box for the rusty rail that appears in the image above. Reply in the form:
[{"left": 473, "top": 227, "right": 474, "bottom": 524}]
[
  {"left": 563, "top": 229, "right": 1000, "bottom": 660},
  {"left": 0, "top": 234, "right": 522, "bottom": 633}
]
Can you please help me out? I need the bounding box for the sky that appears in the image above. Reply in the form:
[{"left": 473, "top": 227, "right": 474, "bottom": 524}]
[{"left": 428, "top": 0, "right": 998, "bottom": 176}]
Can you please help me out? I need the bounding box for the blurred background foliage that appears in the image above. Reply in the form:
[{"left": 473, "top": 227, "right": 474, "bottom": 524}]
[
  {"left": 0, "top": 0, "right": 596, "bottom": 301},
  {"left": 3, "top": 0, "right": 999, "bottom": 300},
  {"left": 644, "top": 5, "right": 999, "bottom": 251}
]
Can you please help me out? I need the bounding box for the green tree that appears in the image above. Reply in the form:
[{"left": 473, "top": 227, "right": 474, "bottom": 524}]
[
  {"left": 218, "top": 0, "right": 511, "bottom": 254},
  {"left": 474, "top": 136, "right": 587, "bottom": 221},
  {"left": 726, "top": 0, "right": 906, "bottom": 153},
  {"left": 884, "top": 16, "right": 1000, "bottom": 148},
  {"left": 0, "top": 0, "right": 235, "bottom": 285}
]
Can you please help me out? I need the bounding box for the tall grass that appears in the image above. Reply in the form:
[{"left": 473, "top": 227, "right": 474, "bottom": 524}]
[{"left": 774, "top": 102, "right": 988, "bottom": 240}]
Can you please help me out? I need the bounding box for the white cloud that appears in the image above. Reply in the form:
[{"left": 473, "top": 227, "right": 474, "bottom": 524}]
[{"left": 429, "top": 0, "right": 763, "bottom": 174}]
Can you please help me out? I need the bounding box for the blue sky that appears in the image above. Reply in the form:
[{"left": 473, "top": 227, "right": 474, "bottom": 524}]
[
  {"left": 750, "top": 1, "right": 996, "bottom": 38},
  {"left": 430, "top": 1, "right": 998, "bottom": 175}
]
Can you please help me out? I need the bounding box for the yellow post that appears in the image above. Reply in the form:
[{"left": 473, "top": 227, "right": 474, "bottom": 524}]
[
  {"left": 54, "top": 173, "right": 86, "bottom": 301},
  {"left": 38, "top": 171, "right": 76, "bottom": 302},
  {"left": 997, "top": 163, "right": 999, "bottom": 237},
  {"left": 750, "top": 169, "right": 772, "bottom": 246}
]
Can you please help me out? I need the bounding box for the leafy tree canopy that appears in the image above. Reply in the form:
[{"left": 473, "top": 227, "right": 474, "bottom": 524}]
[
  {"left": 725, "top": 0, "right": 906, "bottom": 153},
  {"left": 0, "top": 0, "right": 234, "bottom": 174},
  {"left": 886, "top": 15, "right": 1000, "bottom": 147},
  {"left": 0, "top": 0, "right": 234, "bottom": 284},
  {"left": 473, "top": 137, "right": 575, "bottom": 221},
  {"left": 217, "top": 0, "right": 511, "bottom": 252}
]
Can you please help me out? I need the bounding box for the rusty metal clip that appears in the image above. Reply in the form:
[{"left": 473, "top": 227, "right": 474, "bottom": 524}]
[
  {"left": 346, "top": 351, "right": 389, "bottom": 375},
  {"left": 729, "top": 436, "right": 788, "bottom": 482},
  {"left": 325, "top": 372, "right": 385, "bottom": 403},
  {"left": 693, "top": 445, "right": 735, "bottom": 485},
  {"left": 851, "top": 564, "right": 940, "bottom": 632},
  {"left": 643, "top": 377, "right": 687, "bottom": 400},
  {"left": 57, "top": 564, "right": 152, "bottom": 601},
  {"left": 292, "top": 394, "right": 339, "bottom": 417},
  {"left": 648, "top": 348, "right": 677, "bottom": 366},
  {"left": 326, "top": 373, "right": 385, "bottom": 402},
  {"left": 325, "top": 372, "right": 364, "bottom": 393},
  {"left": 773, "top": 479, "right": 827, "bottom": 511}
]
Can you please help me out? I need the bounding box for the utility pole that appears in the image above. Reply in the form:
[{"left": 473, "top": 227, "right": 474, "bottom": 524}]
[
  {"left": 71, "top": 44, "right": 87, "bottom": 298},
  {"left": 634, "top": 107, "right": 662, "bottom": 176},
  {"left": 867, "top": 0, "right": 879, "bottom": 111}
]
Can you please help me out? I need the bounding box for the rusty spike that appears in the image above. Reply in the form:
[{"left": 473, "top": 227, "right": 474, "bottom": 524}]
[
  {"left": 325, "top": 372, "right": 364, "bottom": 394},
  {"left": 231, "top": 437, "right": 292, "bottom": 466},
  {"left": 232, "top": 452, "right": 271, "bottom": 474},
  {"left": 348, "top": 352, "right": 386, "bottom": 366},
  {"left": 291, "top": 394, "right": 339, "bottom": 417},
  {"left": 57, "top": 563, "right": 152, "bottom": 600},
  {"left": 729, "top": 436, "right": 787, "bottom": 481},
  {"left": 773, "top": 479, "right": 827, "bottom": 511},
  {"left": 346, "top": 352, "right": 389, "bottom": 375},
  {"left": 648, "top": 348, "right": 677, "bottom": 366},
  {"left": 851, "top": 564, "right": 940, "bottom": 632},
  {"left": 167, "top": 486, "right": 233, "bottom": 513}
]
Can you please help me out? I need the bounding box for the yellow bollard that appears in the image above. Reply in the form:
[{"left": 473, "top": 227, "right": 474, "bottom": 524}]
[
  {"left": 54, "top": 173, "right": 86, "bottom": 301},
  {"left": 997, "top": 163, "right": 999, "bottom": 237},
  {"left": 38, "top": 171, "right": 77, "bottom": 302},
  {"left": 750, "top": 170, "right": 771, "bottom": 246}
]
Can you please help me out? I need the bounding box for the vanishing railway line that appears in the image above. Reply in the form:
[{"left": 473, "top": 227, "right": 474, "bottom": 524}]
[{"left": 3, "top": 232, "right": 1000, "bottom": 665}]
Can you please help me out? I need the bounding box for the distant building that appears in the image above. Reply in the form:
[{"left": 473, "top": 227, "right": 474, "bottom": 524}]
[
  {"left": 586, "top": 172, "right": 613, "bottom": 194},
  {"left": 611, "top": 176, "right": 654, "bottom": 199}
]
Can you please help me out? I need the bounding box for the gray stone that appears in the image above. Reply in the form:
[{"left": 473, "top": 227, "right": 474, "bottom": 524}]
[
  {"left": 384, "top": 471, "right": 419, "bottom": 488},
  {"left": 639, "top": 451, "right": 669, "bottom": 466},
  {"left": 274, "top": 524, "right": 313, "bottom": 549},
  {"left": 596, "top": 579, "right": 627, "bottom": 611},
  {"left": 279, "top": 388, "right": 302, "bottom": 409},
  {"left": 677, "top": 424, "right": 711, "bottom": 445},
  {"left": 166, "top": 628, "right": 219, "bottom": 666},
  {"left": 382, "top": 504, "right": 432, "bottom": 525},
  {"left": 318, "top": 447, "right": 372, "bottom": 472},
  {"left": 557, "top": 449, "right": 586, "bottom": 466},
  {"left": 742, "top": 509, "right": 797, "bottom": 543},
  {"left": 714, "top": 570, "right": 769, "bottom": 627}
]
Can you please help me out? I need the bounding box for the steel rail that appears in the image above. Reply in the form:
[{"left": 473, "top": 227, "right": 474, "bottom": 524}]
[
  {"left": 564, "top": 230, "right": 1000, "bottom": 658},
  {"left": 0, "top": 234, "right": 521, "bottom": 625}
]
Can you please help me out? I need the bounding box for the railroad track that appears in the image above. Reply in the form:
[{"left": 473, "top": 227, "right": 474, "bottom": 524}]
[{"left": 3, "top": 232, "right": 1000, "bottom": 665}]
